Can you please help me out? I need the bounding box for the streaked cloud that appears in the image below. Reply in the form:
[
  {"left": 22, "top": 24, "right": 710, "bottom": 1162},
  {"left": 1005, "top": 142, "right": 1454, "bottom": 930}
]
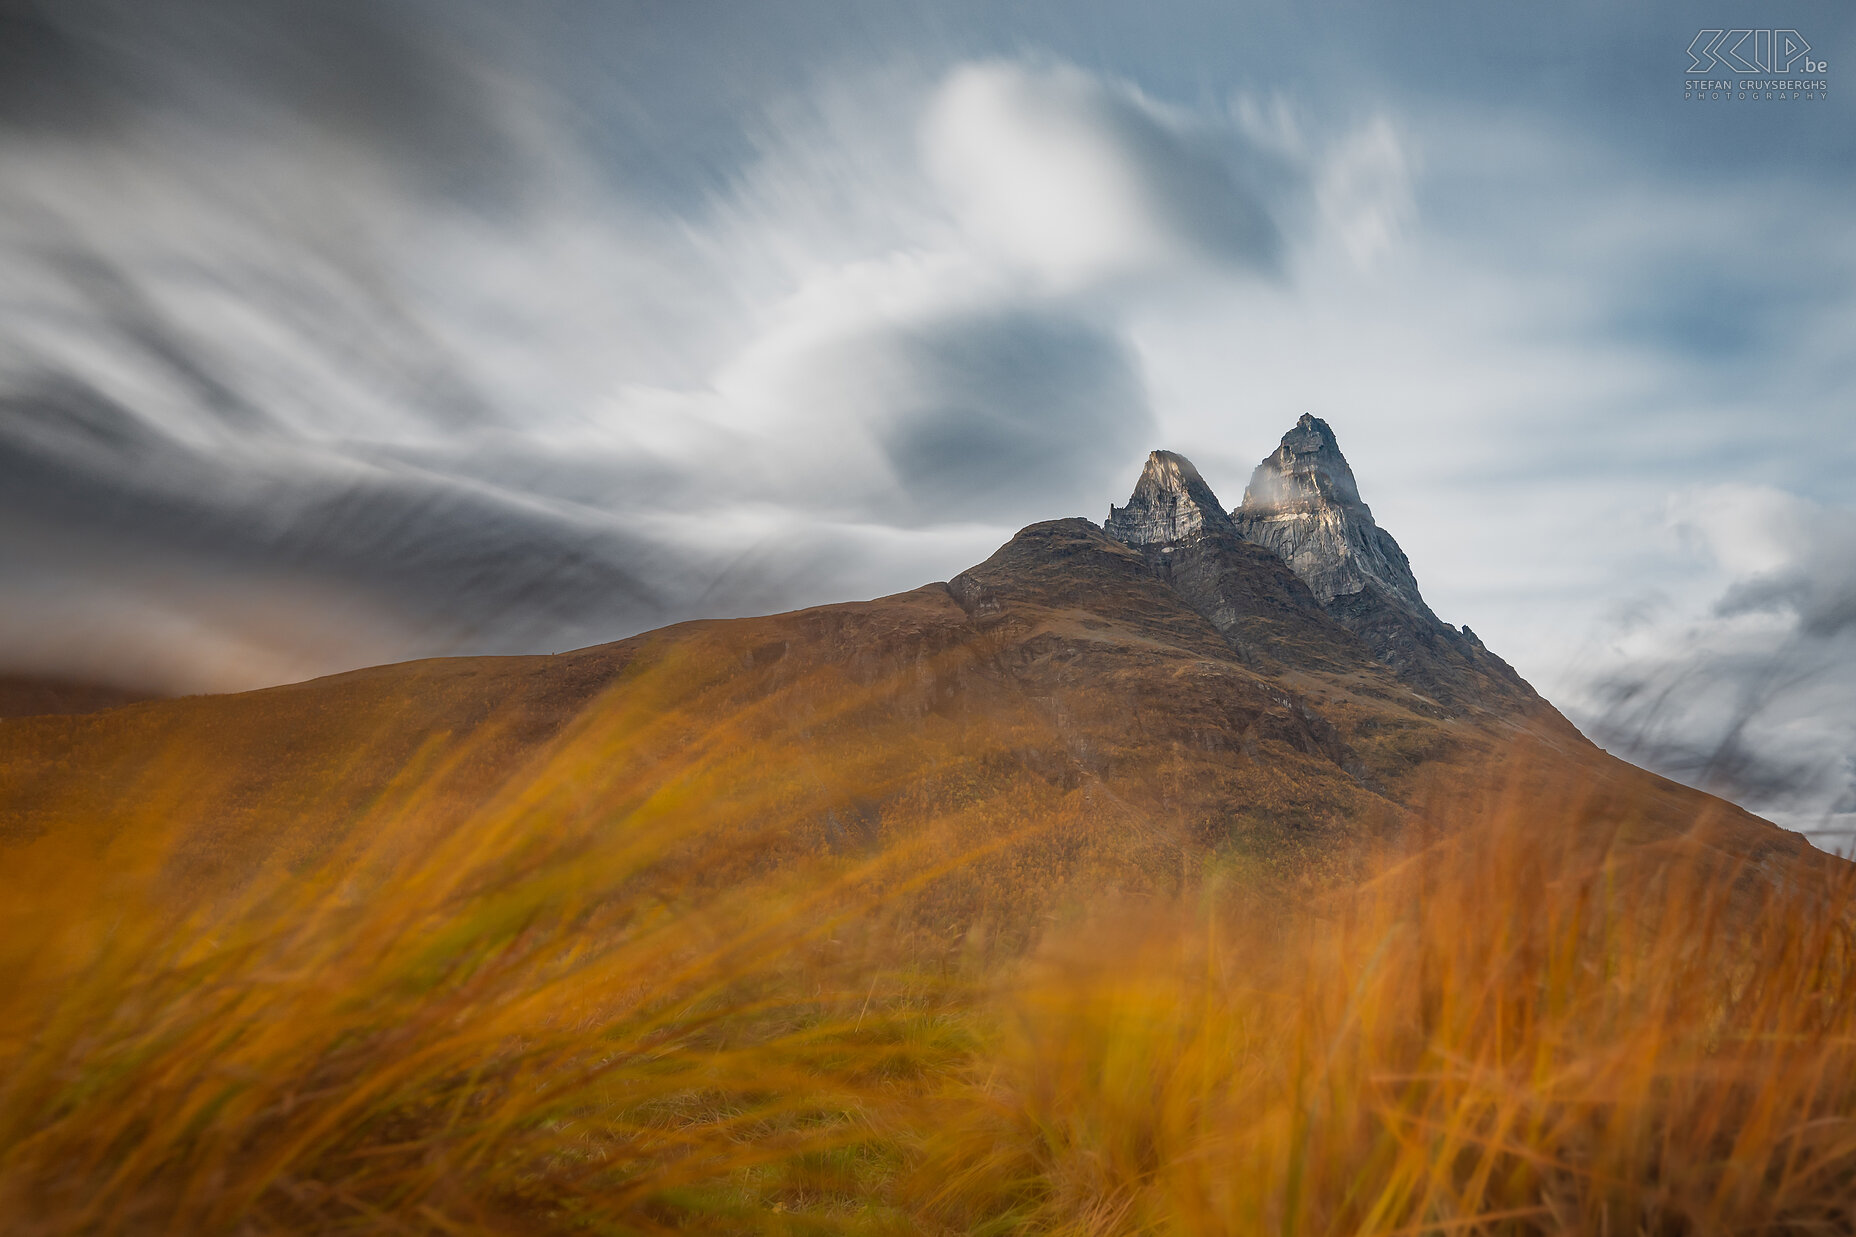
[
  {"left": 1572, "top": 486, "right": 1856, "bottom": 848},
  {"left": 923, "top": 61, "right": 1283, "bottom": 287}
]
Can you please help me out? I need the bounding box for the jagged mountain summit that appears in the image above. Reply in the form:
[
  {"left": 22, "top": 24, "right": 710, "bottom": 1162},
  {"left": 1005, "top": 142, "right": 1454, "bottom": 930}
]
[
  {"left": 1099, "top": 445, "right": 1367, "bottom": 675},
  {"left": 1232, "top": 414, "right": 1434, "bottom": 620},
  {"left": 1104, "top": 451, "right": 1236, "bottom": 545},
  {"left": 1105, "top": 417, "right": 1534, "bottom": 713}
]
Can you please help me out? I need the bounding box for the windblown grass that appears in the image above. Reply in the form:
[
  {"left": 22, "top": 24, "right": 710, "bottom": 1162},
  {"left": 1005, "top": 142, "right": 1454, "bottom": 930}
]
[
  {"left": 4, "top": 695, "right": 1856, "bottom": 1234},
  {"left": 915, "top": 796, "right": 1856, "bottom": 1235},
  {"left": 0, "top": 653, "right": 984, "bottom": 1234}
]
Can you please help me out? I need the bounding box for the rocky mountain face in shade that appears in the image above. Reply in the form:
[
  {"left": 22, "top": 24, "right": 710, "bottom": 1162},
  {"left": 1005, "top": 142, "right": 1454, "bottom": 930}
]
[
  {"left": 1104, "top": 451, "right": 1237, "bottom": 545},
  {"left": 1104, "top": 419, "right": 1540, "bottom": 714}
]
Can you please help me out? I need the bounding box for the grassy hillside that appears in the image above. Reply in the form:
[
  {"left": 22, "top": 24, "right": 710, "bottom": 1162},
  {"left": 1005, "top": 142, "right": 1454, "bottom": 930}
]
[
  {"left": 3, "top": 710, "right": 1852, "bottom": 1234},
  {"left": 0, "top": 519, "right": 1838, "bottom": 1233}
]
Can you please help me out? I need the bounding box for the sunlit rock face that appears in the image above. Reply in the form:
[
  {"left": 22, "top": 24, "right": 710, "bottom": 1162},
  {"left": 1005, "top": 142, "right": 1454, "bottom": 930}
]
[
  {"left": 1231, "top": 414, "right": 1435, "bottom": 622},
  {"left": 1104, "top": 450, "right": 1237, "bottom": 546}
]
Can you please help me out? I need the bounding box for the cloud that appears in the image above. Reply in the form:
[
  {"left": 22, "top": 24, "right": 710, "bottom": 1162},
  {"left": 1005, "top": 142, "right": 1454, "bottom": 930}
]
[
  {"left": 1712, "top": 523, "right": 1856, "bottom": 640},
  {"left": 0, "top": 376, "right": 676, "bottom": 678},
  {"left": 923, "top": 61, "right": 1282, "bottom": 287},
  {"left": 697, "top": 246, "right": 1156, "bottom": 525},
  {"left": 0, "top": 0, "right": 523, "bottom": 193},
  {"left": 1573, "top": 486, "right": 1856, "bottom": 848},
  {"left": 1313, "top": 116, "right": 1415, "bottom": 267},
  {"left": 9, "top": 25, "right": 1290, "bottom": 690},
  {"left": 0, "top": 0, "right": 117, "bottom": 135},
  {"left": 859, "top": 309, "right": 1152, "bottom": 522}
]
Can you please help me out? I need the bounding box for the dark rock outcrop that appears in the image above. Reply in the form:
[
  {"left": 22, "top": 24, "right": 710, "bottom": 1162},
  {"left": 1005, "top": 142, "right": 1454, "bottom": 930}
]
[{"left": 1227, "top": 416, "right": 1544, "bottom": 711}]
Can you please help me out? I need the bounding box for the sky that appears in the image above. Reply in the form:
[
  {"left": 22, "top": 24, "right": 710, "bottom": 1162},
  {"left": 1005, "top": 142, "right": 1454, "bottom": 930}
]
[{"left": 1, "top": 0, "right": 1852, "bottom": 844}]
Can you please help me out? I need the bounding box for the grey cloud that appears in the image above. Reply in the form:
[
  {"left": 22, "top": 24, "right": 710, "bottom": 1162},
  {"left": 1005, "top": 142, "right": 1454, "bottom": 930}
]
[
  {"left": 871, "top": 311, "right": 1154, "bottom": 524},
  {"left": 1134, "top": 137, "right": 1285, "bottom": 276},
  {"left": 3, "top": 0, "right": 520, "bottom": 196},
  {"left": 1716, "top": 557, "right": 1856, "bottom": 639},
  {"left": 250, "top": 0, "right": 517, "bottom": 184},
  {"left": 1053, "top": 73, "right": 1286, "bottom": 274},
  {"left": 0, "top": 1, "right": 799, "bottom": 690},
  {"left": 1580, "top": 499, "right": 1856, "bottom": 842},
  {"left": 0, "top": 0, "right": 120, "bottom": 135},
  {"left": 0, "top": 25, "right": 1288, "bottom": 696},
  {"left": 926, "top": 61, "right": 1291, "bottom": 283},
  {"left": 35, "top": 221, "right": 500, "bottom": 436},
  {"left": 42, "top": 244, "right": 264, "bottom": 431},
  {"left": 0, "top": 359, "right": 1007, "bottom": 692},
  {"left": 0, "top": 375, "right": 674, "bottom": 667}
]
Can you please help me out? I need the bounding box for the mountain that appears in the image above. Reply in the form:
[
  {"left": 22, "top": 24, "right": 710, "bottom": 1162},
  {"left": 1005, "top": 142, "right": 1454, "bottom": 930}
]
[
  {"left": 0, "top": 419, "right": 1814, "bottom": 917},
  {"left": 1228, "top": 414, "right": 1540, "bottom": 709},
  {"left": 1233, "top": 414, "right": 1431, "bottom": 615},
  {"left": 1107, "top": 422, "right": 1535, "bottom": 716},
  {"left": 1101, "top": 448, "right": 1371, "bottom": 676}
]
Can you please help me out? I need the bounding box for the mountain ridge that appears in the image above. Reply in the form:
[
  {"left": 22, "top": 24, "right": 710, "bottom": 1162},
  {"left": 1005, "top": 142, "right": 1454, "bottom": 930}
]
[
  {"left": 0, "top": 417, "right": 1819, "bottom": 914},
  {"left": 1104, "top": 419, "right": 1537, "bottom": 716}
]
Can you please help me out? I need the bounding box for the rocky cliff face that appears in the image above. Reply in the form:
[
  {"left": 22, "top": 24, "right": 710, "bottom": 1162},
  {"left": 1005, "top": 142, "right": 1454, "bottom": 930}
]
[
  {"left": 1104, "top": 451, "right": 1236, "bottom": 546},
  {"left": 1102, "top": 450, "right": 1367, "bottom": 672},
  {"left": 1104, "top": 420, "right": 1542, "bottom": 714},
  {"left": 1231, "top": 414, "right": 1436, "bottom": 622}
]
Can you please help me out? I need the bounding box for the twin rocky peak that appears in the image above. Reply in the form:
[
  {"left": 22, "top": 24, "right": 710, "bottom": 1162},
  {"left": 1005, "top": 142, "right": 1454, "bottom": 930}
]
[{"left": 1100, "top": 414, "right": 1529, "bottom": 712}]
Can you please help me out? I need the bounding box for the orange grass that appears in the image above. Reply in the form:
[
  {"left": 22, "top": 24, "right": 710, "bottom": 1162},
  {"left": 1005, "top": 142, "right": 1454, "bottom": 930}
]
[
  {"left": 0, "top": 648, "right": 973, "bottom": 1234},
  {"left": 4, "top": 674, "right": 1856, "bottom": 1233},
  {"left": 915, "top": 800, "right": 1856, "bottom": 1235}
]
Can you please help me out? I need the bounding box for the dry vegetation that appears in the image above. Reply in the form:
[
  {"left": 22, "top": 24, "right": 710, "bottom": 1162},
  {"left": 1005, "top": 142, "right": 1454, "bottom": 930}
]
[
  {"left": 4, "top": 649, "right": 1856, "bottom": 1234},
  {"left": 915, "top": 808, "right": 1856, "bottom": 1235}
]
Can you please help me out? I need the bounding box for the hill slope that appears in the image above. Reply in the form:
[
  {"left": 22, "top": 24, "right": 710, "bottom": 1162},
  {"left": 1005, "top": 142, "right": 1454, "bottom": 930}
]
[{"left": 0, "top": 421, "right": 1812, "bottom": 915}]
